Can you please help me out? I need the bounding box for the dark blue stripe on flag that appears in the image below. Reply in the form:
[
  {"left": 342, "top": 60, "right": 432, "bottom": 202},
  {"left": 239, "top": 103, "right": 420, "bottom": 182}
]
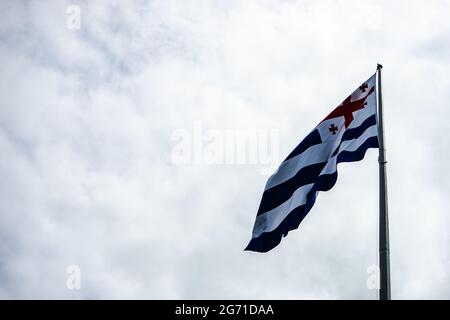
[
  {"left": 285, "top": 129, "right": 322, "bottom": 161},
  {"left": 246, "top": 204, "right": 309, "bottom": 252},
  {"left": 342, "top": 115, "right": 377, "bottom": 142},
  {"left": 332, "top": 115, "right": 377, "bottom": 157},
  {"left": 256, "top": 162, "right": 326, "bottom": 216},
  {"left": 337, "top": 136, "right": 378, "bottom": 163},
  {"left": 246, "top": 136, "right": 379, "bottom": 252}
]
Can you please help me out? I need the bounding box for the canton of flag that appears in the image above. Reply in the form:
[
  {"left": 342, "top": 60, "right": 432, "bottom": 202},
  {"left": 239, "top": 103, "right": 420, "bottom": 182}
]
[{"left": 246, "top": 73, "right": 379, "bottom": 253}]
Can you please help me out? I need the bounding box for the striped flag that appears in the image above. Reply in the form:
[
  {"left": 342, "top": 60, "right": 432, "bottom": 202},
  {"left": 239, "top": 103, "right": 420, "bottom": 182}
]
[{"left": 246, "top": 73, "right": 379, "bottom": 252}]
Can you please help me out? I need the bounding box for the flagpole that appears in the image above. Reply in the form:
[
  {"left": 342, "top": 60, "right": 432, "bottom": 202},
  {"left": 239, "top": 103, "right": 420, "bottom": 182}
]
[{"left": 376, "top": 64, "right": 391, "bottom": 300}]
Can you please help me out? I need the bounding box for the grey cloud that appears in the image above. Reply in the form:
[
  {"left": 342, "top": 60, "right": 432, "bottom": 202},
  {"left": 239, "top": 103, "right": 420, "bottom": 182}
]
[{"left": 0, "top": 0, "right": 449, "bottom": 299}]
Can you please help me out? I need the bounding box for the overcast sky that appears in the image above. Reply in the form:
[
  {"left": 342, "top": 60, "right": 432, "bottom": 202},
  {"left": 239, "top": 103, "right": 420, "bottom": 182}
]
[{"left": 0, "top": 0, "right": 449, "bottom": 299}]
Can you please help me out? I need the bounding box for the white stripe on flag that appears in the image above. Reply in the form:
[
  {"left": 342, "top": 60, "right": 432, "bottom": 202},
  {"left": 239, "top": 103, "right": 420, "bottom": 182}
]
[
  {"left": 265, "top": 140, "right": 337, "bottom": 190},
  {"left": 252, "top": 183, "right": 314, "bottom": 238}
]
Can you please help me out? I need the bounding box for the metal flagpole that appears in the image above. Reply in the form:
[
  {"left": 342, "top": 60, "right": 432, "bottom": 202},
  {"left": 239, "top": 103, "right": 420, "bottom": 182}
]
[{"left": 376, "top": 64, "right": 391, "bottom": 300}]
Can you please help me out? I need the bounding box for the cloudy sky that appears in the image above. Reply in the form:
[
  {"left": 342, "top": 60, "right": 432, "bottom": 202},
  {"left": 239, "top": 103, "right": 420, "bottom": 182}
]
[{"left": 0, "top": 0, "right": 449, "bottom": 299}]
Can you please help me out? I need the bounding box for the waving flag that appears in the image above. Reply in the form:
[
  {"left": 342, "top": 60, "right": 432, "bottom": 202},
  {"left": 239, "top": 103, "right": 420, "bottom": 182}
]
[{"left": 246, "top": 73, "right": 379, "bottom": 253}]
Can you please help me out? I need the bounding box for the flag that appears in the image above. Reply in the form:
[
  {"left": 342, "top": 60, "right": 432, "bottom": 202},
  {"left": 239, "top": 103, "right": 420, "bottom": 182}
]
[{"left": 245, "top": 73, "right": 379, "bottom": 252}]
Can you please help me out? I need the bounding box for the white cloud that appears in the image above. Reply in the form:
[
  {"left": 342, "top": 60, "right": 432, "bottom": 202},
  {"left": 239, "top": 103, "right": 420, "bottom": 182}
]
[{"left": 0, "top": 0, "right": 449, "bottom": 299}]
